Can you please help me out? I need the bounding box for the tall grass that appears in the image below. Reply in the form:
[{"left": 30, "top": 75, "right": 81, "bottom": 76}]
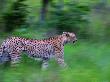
[{"left": 0, "top": 41, "right": 110, "bottom": 82}]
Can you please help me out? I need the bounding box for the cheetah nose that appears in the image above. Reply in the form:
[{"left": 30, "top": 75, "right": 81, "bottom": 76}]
[
  {"left": 75, "top": 39, "right": 77, "bottom": 41},
  {"left": 74, "top": 37, "right": 77, "bottom": 41},
  {"left": 73, "top": 38, "right": 77, "bottom": 43}
]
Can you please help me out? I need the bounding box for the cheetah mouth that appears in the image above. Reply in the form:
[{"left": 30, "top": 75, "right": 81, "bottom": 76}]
[
  {"left": 73, "top": 41, "right": 75, "bottom": 43},
  {"left": 73, "top": 40, "right": 77, "bottom": 43}
]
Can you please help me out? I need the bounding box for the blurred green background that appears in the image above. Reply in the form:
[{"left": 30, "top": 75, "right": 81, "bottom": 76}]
[{"left": 0, "top": 0, "right": 110, "bottom": 82}]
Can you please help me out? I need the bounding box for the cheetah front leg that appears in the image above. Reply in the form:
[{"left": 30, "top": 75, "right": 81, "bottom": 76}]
[{"left": 55, "top": 50, "right": 67, "bottom": 68}]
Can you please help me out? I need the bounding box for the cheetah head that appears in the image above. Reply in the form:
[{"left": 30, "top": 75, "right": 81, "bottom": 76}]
[{"left": 62, "top": 32, "right": 77, "bottom": 44}]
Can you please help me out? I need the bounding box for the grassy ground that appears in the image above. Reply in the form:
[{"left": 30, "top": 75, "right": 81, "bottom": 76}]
[{"left": 0, "top": 41, "right": 110, "bottom": 82}]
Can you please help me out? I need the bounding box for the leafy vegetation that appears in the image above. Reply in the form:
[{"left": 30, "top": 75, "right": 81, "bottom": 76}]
[
  {"left": 3, "top": 0, "right": 28, "bottom": 32},
  {"left": 49, "top": 1, "right": 90, "bottom": 39}
]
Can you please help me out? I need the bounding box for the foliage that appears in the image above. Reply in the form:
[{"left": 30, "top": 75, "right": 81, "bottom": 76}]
[
  {"left": 3, "top": 0, "right": 28, "bottom": 32},
  {"left": 46, "top": 1, "right": 90, "bottom": 38}
]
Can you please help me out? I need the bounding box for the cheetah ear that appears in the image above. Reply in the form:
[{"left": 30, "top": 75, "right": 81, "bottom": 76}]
[
  {"left": 63, "top": 32, "right": 69, "bottom": 37},
  {"left": 63, "top": 32, "right": 68, "bottom": 34}
]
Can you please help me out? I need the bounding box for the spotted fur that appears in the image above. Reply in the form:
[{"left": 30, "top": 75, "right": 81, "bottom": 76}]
[{"left": 0, "top": 32, "right": 77, "bottom": 69}]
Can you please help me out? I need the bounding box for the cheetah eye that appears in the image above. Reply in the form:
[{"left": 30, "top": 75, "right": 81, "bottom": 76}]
[{"left": 65, "top": 34, "right": 69, "bottom": 37}]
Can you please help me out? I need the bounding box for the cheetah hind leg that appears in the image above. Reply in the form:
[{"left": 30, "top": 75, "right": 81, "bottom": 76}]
[
  {"left": 10, "top": 52, "right": 21, "bottom": 67},
  {"left": 0, "top": 51, "right": 10, "bottom": 64},
  {"left": 41, "top": 58, "right": 49, "bottom": 70}
]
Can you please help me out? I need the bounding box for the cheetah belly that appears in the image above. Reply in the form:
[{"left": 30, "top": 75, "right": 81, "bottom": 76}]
[{"left": 24, "top": 44, "right": 55, "bottom": 60}]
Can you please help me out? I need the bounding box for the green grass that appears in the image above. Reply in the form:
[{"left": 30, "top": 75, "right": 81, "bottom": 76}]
[{"left": 0, "top": 41, "right": 110, "bottom": 82}]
